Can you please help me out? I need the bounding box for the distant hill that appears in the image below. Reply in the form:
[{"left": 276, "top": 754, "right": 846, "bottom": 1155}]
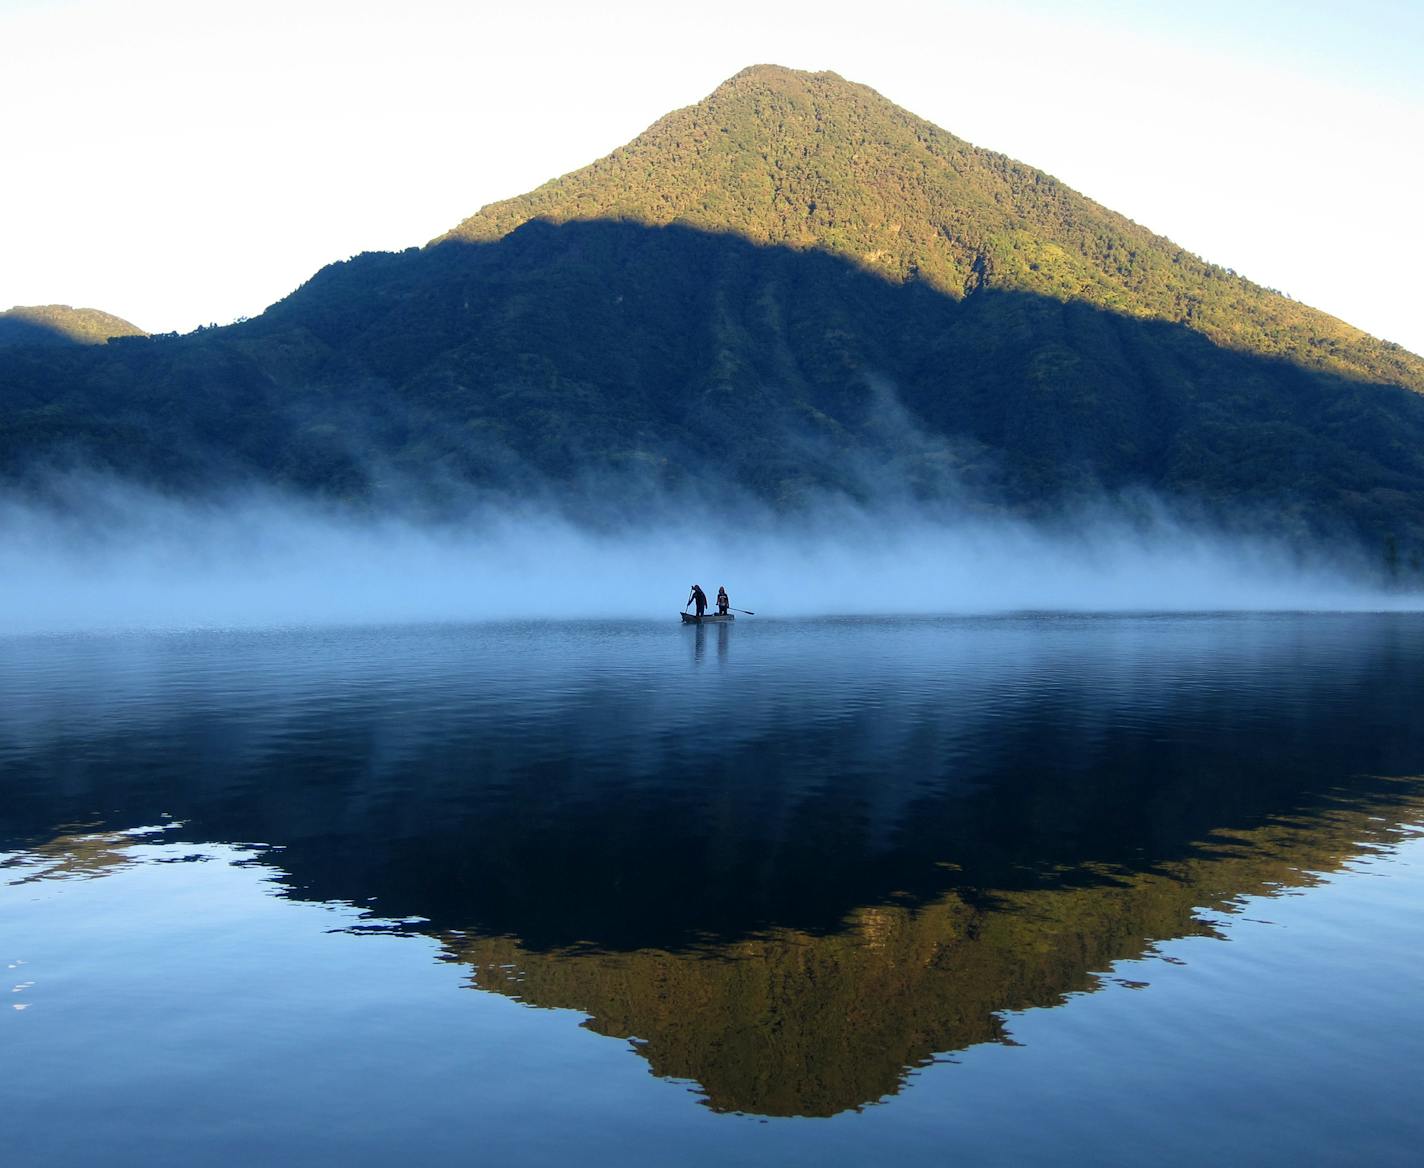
[
  {"left": 0, "top": 304, "right": 147, "bottom": 347},
  {"left": 2, "top": 65, "right": 1423, "bottom": 568}
]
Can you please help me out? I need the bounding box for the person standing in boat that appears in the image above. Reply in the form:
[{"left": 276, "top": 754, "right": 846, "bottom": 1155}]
[
  {"left": 687, "top": 583, "right": 708, "bottom": 618},
  {"left": 716, "top": 587, "right": 730, "bottom": 616}
]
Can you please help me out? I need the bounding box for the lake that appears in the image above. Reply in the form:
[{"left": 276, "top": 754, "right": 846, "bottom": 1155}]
[{"left": 3, "top": 613, "right": 1423, "bottom": 1165}]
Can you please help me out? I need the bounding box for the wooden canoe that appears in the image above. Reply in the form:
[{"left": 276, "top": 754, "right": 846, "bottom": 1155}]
[{"left": 680, "top": 612, "right": 735, "bottom": 623}]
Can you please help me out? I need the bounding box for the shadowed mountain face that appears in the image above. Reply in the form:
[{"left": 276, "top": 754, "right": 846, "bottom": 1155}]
[
  {"left": 5, "top": 222, "right": 1424, "bottom": 555},
  {"left": 0, "top": 304, "right": 146, "bottom": 347},
  {"left": 2, "top": 66, "right": 1423, "bottom": 560}
]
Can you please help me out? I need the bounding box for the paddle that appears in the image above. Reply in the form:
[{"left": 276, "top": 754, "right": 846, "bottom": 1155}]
[{"left": 730, "top": 608, "right": 755, "bottom": 615}]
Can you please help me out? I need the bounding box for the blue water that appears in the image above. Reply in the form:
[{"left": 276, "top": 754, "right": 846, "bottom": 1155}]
[{"left": 3, "top": 614, "right": 1423, "bottom": 1164}]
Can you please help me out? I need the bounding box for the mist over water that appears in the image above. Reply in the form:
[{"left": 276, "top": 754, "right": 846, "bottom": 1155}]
[{"left": 5, "top": 479, "right": 1419, "bottom": 633}]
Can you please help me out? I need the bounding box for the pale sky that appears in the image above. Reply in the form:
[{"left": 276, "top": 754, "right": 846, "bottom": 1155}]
[{"left": 2, "top": 0, "right": 1421, "bottom": 355}]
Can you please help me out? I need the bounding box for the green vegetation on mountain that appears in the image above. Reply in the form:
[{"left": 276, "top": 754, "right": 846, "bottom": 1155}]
[
  {"left": 441, "top": 65, "right": 1422, "bottom": 395},
  {"left": 2, "top": 65, "right": 1423, "bottom": 565},
  {"left": 0, "top": 304, "right": 146, "bottom": 347}
]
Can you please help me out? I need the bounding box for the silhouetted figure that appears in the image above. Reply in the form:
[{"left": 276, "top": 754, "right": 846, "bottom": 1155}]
[
  {"left": 716, "top": 587, "right": 730, "bottom": 615},
  {"left": 687, "top": 583, "right": 708, "bottom": 617}
]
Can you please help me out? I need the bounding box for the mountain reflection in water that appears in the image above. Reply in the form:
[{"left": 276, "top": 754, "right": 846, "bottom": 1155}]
[
  {"left": 447, "top": 784, "right": 1423, "bottom": 1115},
  {"left": 3, "top": 614, "right": 1423, "bottom": 1118}
]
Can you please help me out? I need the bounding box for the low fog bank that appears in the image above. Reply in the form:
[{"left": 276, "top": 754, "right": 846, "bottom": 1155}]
[{"left": 3, "top": 482, "right": 1419, "bottom": 634}]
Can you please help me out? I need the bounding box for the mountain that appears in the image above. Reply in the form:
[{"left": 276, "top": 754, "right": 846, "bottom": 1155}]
[
  {"left": 0, "top": 304, "right": 146, "bottom": 347},
  {"left": 441, "top": 65, "right": 1420, "bottom": 396},
  {"left": 3, "top": 66, "right": 1423, "bottom": 566}
]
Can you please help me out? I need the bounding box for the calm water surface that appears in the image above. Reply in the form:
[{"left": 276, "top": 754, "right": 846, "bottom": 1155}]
[{"left": 3, "top": 614, "right": 1423, "bottom": 1165}]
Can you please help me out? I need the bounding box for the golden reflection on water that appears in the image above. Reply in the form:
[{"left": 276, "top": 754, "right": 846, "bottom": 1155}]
[
  {"left": 0, "top": 826, "right": 147, "bottom": 886},
  {"left": 440, "top": 779, "right": 1424, "bottom": 1117},
  {"left": 6, "top": 781, "right": 1422, "bottom": 1118}
]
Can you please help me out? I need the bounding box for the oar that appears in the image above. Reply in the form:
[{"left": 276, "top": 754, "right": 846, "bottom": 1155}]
[{"left": 731, "top": 608, "right": 755, "bottom": 615}]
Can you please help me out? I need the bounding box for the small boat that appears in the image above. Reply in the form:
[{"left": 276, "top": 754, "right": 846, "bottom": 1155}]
[{"left": 681, "top": 612, "right": 735, "bottom": 623}]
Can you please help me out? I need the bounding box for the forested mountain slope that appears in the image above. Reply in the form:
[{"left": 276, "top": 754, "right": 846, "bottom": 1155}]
[{"left": 2, "top": 66, "right": 1422, "bottom": 566}]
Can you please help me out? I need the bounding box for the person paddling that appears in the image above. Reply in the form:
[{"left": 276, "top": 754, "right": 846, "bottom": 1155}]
[
  {"left": 716, "top": 586, "right": 730, "bottom": 616},
  {"left": 687, "top": 583, "right": 708, "bottom": 618}
]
